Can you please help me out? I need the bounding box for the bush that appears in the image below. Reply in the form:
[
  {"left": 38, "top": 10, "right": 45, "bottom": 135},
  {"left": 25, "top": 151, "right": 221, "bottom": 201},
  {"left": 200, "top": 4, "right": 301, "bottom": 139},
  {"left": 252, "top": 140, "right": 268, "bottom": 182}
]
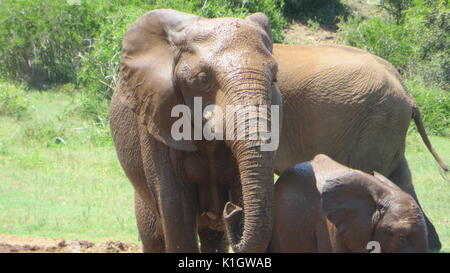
[
  {"left": 407, "top": 80, "right": 450, "bottom": 137},
  {"left": 0, "top": 0, "right": 159, "bottom": 88},
  {"left": 76, "top": 6, "right": 151, "bottom": 120},
  {"left": 0, "top": 0, "right": 106, "bottom": 88},
  {"left": 338, "top": 0, "right": 449, "bottom": 88},
  {"left": 0, "top": 82, "right": 30, "bottom": 119},
  {"left": 338, "top": 16, "right": 414, "bottom": 72},
  {"left": 378, "top": 0, "right": 412, "bottom": 24}
]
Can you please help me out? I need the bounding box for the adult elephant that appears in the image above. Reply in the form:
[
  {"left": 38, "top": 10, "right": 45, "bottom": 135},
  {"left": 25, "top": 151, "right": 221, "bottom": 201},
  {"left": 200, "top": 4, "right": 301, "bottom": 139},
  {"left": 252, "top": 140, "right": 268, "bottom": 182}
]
[
  {"left": 110, "top": 9, "right": 280, "bottom": 253},
  {"left": 110, "top": 9, "right": 447, "bottom": 252}
]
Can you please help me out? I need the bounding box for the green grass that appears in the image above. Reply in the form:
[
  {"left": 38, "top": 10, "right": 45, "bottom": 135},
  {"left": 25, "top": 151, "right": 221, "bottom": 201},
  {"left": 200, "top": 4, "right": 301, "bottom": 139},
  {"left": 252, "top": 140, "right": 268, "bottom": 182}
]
[
  {"left": 405, "top": 133, "right": 450, "bottom": 252},
  {"left": 0, "top": 90, "right": 449, "bottom": 251},
  {"left": 0, "top": 90, "right": 136, "bottom": 243}
]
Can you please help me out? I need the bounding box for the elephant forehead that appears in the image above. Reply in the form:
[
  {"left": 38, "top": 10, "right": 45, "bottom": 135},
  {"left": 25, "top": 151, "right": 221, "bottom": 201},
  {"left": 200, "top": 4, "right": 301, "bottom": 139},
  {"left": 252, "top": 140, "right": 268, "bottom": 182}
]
[{"left": 187, "top": 18, "right": 269, "bottom": 51}]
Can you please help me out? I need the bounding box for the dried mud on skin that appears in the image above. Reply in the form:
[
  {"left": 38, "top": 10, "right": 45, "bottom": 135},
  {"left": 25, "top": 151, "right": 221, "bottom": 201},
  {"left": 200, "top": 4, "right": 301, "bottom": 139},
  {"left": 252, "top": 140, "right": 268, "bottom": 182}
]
[{"left": 0, "top": 235, "right": 141, "bottom": 253}]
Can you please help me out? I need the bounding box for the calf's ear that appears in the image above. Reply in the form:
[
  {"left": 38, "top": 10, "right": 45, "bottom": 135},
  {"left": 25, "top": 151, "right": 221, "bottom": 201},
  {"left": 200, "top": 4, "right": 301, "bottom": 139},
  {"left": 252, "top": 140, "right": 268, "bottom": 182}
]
[{"left": 322, "top": 172, "right": 377, "bottom": 252}]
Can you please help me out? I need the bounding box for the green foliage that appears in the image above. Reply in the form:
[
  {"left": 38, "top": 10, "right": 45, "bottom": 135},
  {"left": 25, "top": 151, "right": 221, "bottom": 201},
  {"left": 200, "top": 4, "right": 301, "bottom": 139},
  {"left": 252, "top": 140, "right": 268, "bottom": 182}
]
[
  {"left": 76, "top": 6, "right": 151, "bottom": 120},
  {"left": 338, "top": 16, "right": 414, "bottom": 72},
  {"left": 0, "top": 0, "right": 107, "bottom": 88},
  {"left": 378, "top": 0, "right": 412, "bottom": 24},
  {"left": 0, "top": 82, "right": 30, "bottom": 119},
  {"left": 404, "top": 0, "right": 450, "bottom": 87},
  {"left": 338, "top": 0, "right": 449, "bottom": 89},
  {"left": 407, "top": 80, "right": 450, "bottom": 137},
  {"left": 0, "top": 0, "right": 286, "bottom": 90}
]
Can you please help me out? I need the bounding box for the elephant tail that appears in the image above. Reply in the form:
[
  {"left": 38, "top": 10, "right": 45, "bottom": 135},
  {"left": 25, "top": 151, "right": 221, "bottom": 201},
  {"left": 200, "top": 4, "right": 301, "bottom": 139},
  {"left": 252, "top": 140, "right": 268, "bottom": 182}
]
[{"left": 412, "top": 106, "right": 449, "bottom": 172}]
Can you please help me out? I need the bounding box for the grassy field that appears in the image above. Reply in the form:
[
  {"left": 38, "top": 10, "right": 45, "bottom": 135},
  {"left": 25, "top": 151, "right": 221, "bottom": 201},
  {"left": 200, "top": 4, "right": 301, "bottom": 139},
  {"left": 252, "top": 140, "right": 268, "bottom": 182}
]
[
  {"left": 0, "top": 91, "right": 449, "bottom": 250},
  {"left": 0, "top": 91, "right": 137, "bottom": 243}
]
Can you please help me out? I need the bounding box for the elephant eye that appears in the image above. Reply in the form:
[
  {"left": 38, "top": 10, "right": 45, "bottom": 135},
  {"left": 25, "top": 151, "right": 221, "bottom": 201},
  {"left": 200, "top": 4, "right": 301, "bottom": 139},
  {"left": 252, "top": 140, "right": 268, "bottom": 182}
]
[
  {"left": 196, "top": 72, "right": 212, "bottom": 92},
  {"left": 197, "top": 72, "right": 209, "bottom": 84}
]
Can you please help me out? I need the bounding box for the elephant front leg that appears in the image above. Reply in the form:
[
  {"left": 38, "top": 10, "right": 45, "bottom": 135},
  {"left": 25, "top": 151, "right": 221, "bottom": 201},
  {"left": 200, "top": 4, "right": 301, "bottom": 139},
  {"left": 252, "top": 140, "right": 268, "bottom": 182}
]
[
  {"left": 158, "top": 174, "right": 199, "bottom": 252},
  {"left": 134, "top": 191, "right": 165, "bottom": 253},
  {"left": 139, "top": 131, "right": 199, "bottom": 252}
]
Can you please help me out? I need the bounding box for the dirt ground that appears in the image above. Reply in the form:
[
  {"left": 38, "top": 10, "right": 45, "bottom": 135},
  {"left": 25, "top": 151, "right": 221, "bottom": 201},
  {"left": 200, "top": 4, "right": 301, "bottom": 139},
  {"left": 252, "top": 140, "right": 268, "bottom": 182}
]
[
  {"left": 0, "top": 235, "right": 142, "bottom": 253},
  {"left": 283, "top": 21, "right": 339, "bottom": 44}
]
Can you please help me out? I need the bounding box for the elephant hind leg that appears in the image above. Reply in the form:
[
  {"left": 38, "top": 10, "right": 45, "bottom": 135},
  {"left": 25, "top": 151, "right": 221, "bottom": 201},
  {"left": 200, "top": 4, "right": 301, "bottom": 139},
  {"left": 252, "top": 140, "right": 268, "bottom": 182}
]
[
  {"left": 388, "top": 158, "right": 442, "bottom": 252},
  {"left": 134, "top": 191, "right": 165, "bottom": 253}
]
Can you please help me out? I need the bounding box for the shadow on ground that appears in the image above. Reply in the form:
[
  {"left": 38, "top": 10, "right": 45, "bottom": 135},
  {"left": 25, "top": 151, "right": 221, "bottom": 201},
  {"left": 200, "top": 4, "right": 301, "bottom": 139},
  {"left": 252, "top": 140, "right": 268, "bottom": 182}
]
[{"left": 283, "top": 0, "right": 352, "bottom": 32}]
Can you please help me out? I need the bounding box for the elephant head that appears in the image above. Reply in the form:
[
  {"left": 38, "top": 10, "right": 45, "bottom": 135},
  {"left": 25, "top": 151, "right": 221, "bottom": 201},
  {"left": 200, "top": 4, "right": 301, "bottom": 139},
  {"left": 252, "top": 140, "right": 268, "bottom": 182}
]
[
  {"left": 322, "top": 170, "right": 428, "bottom": 253},
  {"left": 118, "top": 9, "right": 281, "bottom": 252}
]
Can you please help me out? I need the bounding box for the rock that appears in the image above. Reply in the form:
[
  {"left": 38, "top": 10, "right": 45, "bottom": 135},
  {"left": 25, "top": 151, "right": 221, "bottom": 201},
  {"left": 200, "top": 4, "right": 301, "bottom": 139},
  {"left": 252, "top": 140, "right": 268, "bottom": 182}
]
[
  {"left": 45, "top": 246, "right": 58, "bottom": 252},
  {"left": 67, "top": 241, "right": 81, "bottom": 253},
  {"left": 78, "top": 240, "right": 94, "bottom": 249},
  {"left": 29, "top": 245, "right": 39, "bottom": 251},
  {"left": 57, "top": 240, "right": 66, "bottom": 248},
  {"left": 104, "top": 240, "right": 126, "bottom": 253}
]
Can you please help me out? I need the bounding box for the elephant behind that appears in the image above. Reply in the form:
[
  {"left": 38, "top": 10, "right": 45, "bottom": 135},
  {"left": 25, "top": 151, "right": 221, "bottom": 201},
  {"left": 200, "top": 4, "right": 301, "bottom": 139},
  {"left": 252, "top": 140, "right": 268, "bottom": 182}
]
[
  {"left": 271, "top": 43, "right": 448, "bottom": 251},
  {"left": 269, "top": 154, "right": 428, "bottom": 253}
]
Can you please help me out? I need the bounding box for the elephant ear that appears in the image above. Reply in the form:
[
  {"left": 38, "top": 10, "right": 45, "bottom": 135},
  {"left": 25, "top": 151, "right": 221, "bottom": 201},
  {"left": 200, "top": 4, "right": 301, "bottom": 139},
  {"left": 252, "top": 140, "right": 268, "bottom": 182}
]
[
  {"left": 118, "top": 9, "right": 199, "bottom": 151},
  {"left": 373, "top": 171, "right": 402, "bottom": 191},
  {"left": 322, "top": 172, "right": 377, "bottom": 252},
  {"left": 246, "top": 13, "right": 273, "bottom": 52}
]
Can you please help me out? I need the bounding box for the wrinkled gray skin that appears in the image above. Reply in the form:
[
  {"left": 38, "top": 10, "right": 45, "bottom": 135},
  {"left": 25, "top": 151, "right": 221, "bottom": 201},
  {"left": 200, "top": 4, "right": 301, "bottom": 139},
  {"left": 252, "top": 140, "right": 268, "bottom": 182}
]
[
  {"left": 269, "top": 154, "right": 428, "bottom": 253},
  {"left": 110, "top": 9, "right": 279, "bottom": 253},
  {"left": 109, "top": 9, "right": 447, "bottom": 252}
]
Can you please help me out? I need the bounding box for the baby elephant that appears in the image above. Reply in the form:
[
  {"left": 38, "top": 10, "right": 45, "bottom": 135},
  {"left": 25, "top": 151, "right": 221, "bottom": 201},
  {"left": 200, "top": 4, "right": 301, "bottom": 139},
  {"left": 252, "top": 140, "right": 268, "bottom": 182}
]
[{"left": 269, "top": 154, "right": 428, "bottom": 253}]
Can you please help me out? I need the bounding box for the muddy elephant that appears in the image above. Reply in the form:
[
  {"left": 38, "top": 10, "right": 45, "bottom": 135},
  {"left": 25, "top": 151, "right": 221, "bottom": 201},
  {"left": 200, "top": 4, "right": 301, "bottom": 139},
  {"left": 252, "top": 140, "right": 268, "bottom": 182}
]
[
  {"left": 268, "top": 154, "right": 428, "bottom": 253},
  {"left": 110, "top": 9, "right": 280, "bottom": 253},
  {"left": 109, "top": 9, "right": 447, "bottom": 252}
]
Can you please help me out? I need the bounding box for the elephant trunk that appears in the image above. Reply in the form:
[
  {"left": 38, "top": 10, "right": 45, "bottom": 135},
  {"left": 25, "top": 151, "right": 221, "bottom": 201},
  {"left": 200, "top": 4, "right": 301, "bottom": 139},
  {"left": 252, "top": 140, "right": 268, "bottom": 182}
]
[
  {"left": 223, "top": 139, "right": 274, "bottom": 253},
  {"left": 221, "top": 74, "right": 275, "bottom": 253}
]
